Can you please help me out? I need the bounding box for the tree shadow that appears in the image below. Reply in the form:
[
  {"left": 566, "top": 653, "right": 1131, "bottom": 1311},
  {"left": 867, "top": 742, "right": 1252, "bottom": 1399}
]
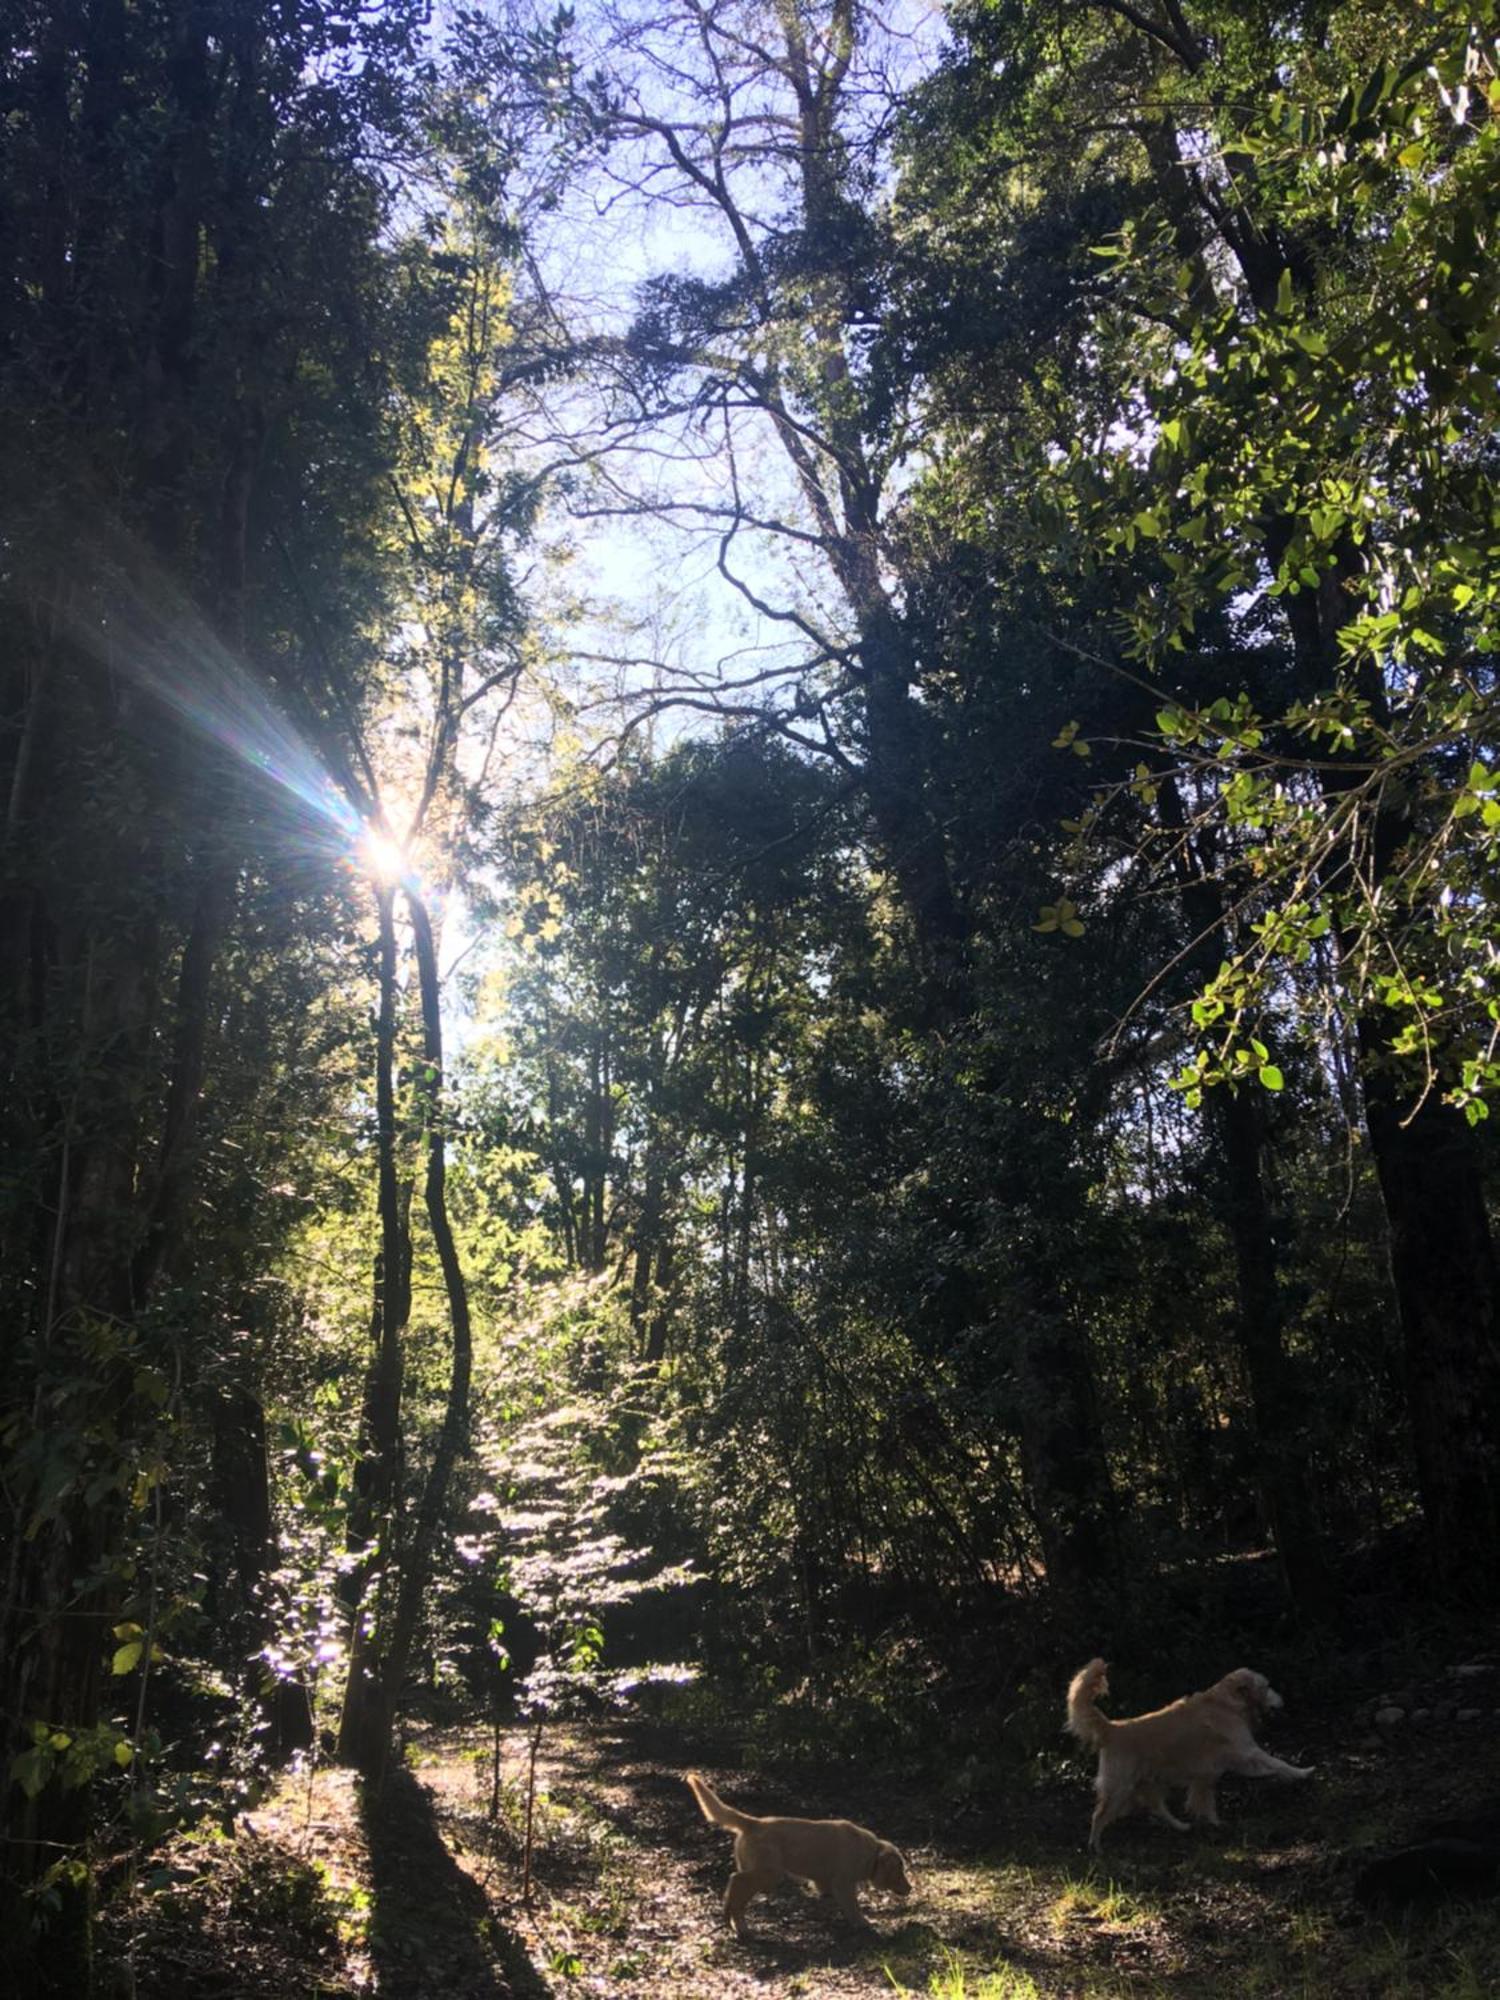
[{"left": 359, "top": 1767, "right": 549, "bottom": 2000}]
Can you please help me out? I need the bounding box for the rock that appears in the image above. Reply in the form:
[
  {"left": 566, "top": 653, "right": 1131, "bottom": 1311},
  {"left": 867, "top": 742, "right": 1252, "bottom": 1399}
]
[
  {"left": 1412, "top": 1709, "right": 1433, "bottom": 1727},
  {"left": 1458, "top": 1708, "right": 1482, "bottom": 1723},
  {"left": 1453, "top": 1663, "right": 1494, "bottom": 1678},
  {"left": 1374, "top": 1706, "right": 1406, "bottom": 1728}
]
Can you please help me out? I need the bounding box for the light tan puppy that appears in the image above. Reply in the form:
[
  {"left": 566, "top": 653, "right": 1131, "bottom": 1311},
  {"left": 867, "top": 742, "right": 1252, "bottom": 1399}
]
[
  {"left": 686, "top": 1771, "right": 912, "bottom": 1937},
  {"left": 1066, "top": 1658, "right": 1314, "bottom": 1851}
]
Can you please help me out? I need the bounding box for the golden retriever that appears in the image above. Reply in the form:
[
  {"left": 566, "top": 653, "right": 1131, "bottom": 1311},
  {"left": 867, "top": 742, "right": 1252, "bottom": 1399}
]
[
  {"left": 1066, "top": 1658, "right": 1314, "bottom": 1851},
  {"left": 685, "top": 1771, "right": 912, "bottom": 1937}
]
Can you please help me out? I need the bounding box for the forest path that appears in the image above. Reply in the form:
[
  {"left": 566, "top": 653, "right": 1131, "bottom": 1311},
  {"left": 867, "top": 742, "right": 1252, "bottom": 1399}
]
[{"left": 113, "top": 1701, "right": 1500, "bottom": 1997}]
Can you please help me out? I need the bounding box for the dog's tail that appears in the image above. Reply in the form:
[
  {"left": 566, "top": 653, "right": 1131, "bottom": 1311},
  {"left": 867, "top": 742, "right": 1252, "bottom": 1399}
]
[
  {"left": 1066, "top": 1658, "right": 1112, "bottom": 1749},
  {"left": 686, "top": 1771, "right": 757, "bottom": 1832}
]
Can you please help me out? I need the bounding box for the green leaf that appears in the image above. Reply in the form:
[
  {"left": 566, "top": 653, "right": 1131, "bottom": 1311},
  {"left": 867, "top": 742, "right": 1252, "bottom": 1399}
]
[
  {"left": 133, "top": 1367, "right": 169, "bottom": 1407},
  {"left": 1356, "top": 65, "right": 1388, "bottom": 122},
  {"left": 111, "top": 1641, "right": 144, "bottom": 1677},
  {"left": 10, "top": 1748, "right": 50, "bottom": 1800},
  {"left": 1258, "top": 1065, "right": 1285, "bottom": 1092}
]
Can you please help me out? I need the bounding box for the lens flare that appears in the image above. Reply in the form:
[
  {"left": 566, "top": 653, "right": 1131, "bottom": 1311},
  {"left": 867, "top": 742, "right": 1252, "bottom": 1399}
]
[{"left": 60, "top": 534, "right": 430, "bottom": 893}]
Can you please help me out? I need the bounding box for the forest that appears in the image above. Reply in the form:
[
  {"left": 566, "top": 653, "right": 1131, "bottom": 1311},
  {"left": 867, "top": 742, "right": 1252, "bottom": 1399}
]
[{"left": 2, "top": 1, "right": 1499, "bottom": 1994}]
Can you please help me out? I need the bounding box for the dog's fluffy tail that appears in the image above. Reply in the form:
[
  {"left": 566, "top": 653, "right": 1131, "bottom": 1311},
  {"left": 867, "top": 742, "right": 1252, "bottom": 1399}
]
[
  {"left": 686, "top": 1771, "right": 757, "bottom": 1832},
  {"left": 1066, "top": 1658, "right": 1112, "bottom": 1749}
]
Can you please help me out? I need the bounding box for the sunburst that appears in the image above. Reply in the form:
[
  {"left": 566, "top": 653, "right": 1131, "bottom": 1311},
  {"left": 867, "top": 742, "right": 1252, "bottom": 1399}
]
[{"left": 358, "top": 823, "right": 412, "bottom": 887}]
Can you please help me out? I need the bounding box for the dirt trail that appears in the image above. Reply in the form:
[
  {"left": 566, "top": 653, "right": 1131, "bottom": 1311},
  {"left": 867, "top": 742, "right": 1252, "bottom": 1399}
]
[{"left": 110, "top": 1705, "right": 1500, "bottom": 1998}]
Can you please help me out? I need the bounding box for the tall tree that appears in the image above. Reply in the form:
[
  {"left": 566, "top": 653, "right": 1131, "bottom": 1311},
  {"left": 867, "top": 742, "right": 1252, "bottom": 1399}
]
[
  {"left": 531, "top": 0, "right": 1119, "bottom": 1593},
  {"left": 889, "top": 0, "right": 1500, "bottom": 1591},
  {"left": 0, "top": 1, "right": 501, "bottom": 1981}
]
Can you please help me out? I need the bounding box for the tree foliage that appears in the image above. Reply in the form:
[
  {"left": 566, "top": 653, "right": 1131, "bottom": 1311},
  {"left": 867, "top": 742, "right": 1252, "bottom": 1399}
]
[{"left": 4, "top": 2, "right": 1500, "bottom": 1988}]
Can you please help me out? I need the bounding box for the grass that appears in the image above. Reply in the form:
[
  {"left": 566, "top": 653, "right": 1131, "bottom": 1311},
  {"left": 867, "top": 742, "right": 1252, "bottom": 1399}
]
[
  {"left": 886, "top": 1946, "right": 1044, "bottom": 1999},
  {"left": 1047, "top": 1872, "right": 1153, "bottom": 1931}
]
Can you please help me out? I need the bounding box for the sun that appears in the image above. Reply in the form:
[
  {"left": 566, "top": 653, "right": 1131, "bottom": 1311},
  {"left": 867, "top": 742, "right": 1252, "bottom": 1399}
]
[{"left": 358, "top": 823, "right": 411, "bottom": 886}]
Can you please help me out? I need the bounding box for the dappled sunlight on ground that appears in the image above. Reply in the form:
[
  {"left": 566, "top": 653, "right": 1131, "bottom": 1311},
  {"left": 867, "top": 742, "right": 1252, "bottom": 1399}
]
[{"left": 103, "top": 1701, "right": 1500, "bottom": 1997}]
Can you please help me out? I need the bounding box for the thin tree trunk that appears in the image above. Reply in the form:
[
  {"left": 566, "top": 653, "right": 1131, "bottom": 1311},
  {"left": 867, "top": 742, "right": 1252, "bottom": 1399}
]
[
  {"left": 210, "top": 1379, "right": 313, "bottom": 1751},
  {"left": 1212, "top": 1089, "right": 1328, "bottom": 1605},
  {"left": 1156, "top": 774, "right": 1328, "bottom": 1607},
  {"left": 338, "top": 884, "right": 410, "bottom": 1771},
  {"left": 1014, "top": 1308, "right": 1117, "bottom": 1600},
  {"left": 644, "top": 1238, "right": 675, "bottom": 1366},
  {"left": 367, "top": 890, "right": 474, "bottom": 1777},
  {"left": 629, "top": 1167, "right": 664, "bottom": 1356},
  {"left": 132, "top": 857, "right": 236, "bottom": 1303},
  {"left": 1359, "top": 1043, "right": 1500, "bottom": 1587}
]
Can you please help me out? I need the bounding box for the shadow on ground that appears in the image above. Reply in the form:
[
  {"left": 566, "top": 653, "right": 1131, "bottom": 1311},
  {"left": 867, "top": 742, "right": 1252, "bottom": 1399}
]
[{"left": 361, "top": 1767, "right": 549, "bottom": 1999}]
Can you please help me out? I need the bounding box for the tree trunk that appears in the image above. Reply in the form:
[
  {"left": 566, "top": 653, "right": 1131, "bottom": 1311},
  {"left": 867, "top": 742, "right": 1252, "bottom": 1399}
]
[
  {"left": 629, "top": 1167, "right": 664, "bottom": 1356},
  {"left": 210, "top": 1381, "right": 313, "bottom": 1752},
  {"left": 1212, "top": 1089, "right": 1328, "bottom": 1605},
  {"left": 1277, "top": 545, "right": 1500, "bottom": 1589},
  {"left": 1014, "top": 1308, "right": 1117, "bottom": 1601},
  {"left": 338, "top": 885, "right": 410, "bottom": 1771},
  {"left": 1156, "top": 774, "right": 1328, "bottom": 1608},
  {"left": 644, "top": 1238, "right": 676, "bottom": 1367},
  {"left": 1359, "top": 1046, "right": 1500, "bottom": 1590},
  {"left": 367, "top": 892, "right": 475, "bottom": 1774},
  {"left": 132, "top": 856, "right": 236, "bottom": 1303}
]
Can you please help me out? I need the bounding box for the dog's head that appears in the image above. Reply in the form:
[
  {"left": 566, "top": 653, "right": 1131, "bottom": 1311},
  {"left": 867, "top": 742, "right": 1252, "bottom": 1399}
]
[
  {"left": 872, "top": 1842, "right": 913, "bottom": 1898},
  {"left": 1224, "top": 1667, "right": 1283, "bottom": 1714}
]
